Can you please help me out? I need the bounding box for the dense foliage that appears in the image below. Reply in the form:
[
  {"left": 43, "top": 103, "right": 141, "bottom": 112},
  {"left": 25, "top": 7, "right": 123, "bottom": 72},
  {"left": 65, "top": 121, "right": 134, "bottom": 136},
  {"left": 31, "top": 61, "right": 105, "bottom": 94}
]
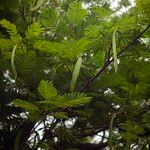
[{"left": 0, "top": 0, "right": 150, "bottom": 149}]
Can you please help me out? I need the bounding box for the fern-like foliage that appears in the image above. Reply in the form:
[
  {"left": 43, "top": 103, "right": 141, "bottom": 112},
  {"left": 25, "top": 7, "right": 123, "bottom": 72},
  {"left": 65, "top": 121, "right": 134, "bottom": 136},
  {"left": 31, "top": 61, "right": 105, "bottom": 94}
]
[
  {"left": 40, "top": 8, "right": 58, "bottom": 27},
  {"left": 15, "top": 51, "right": 37, "bottom": 74},
  {"left": 63, "top": 38, "right": 90, "bottom": 58},
  {"left": 52, "top": 112, "right": 68, "bottom": 119},
  {"left": 39, "top": 93, "right": 91, "bottom": 108},
  {"left": 63, "top": 93, "right": 91, "bottom": 107},
  {"left": 121, "top": 120, "right": 145, "bottom": 142},
  {"left": 34, "top": 38, "right": 90, "bottom": 58},
  {"left": 12, "top": 99, "right": 39, "bottom": 112},
  {"left": 136, "top": 0, "right": 150, "bottom": 19},
  {"left": 92, "top": 6, "right": 110, "bottom": 20},
  {"left": 84, "top": 25, "right": 101, "bottom": 38},
  {"left": 55, "top": 126, "right": 79, "bottom": 143},
  {"left": 38, "top": 80, "right": 57, "bottom": 99},
  {"left": 0, "top": 0, "right": 19, "bottom": 9},
  {"left": 0, "top": 39, "right": 12, "bottom": 50},
  {"left": 12, "top": 81, "right": 91, "bottom": 121},
  {"left": 0, "top": 19, "right": 22, "bottom": 44},
  {"left": 67, "top": 1, "right": 88, "bottom": 25},
  {"left": 26, "top": 22, "right": 43, "bottom": 43},
  {"left": 12, "top": 99, "right": 40, "bottom": 121}
]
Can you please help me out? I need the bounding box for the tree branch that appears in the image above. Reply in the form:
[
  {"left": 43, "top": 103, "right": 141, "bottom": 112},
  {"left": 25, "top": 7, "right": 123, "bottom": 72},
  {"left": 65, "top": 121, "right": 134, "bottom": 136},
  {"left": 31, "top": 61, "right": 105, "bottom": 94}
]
[
  {"left": 79, "top": 24, "right": 150, "bottom": 92},
  {"left": 69, "top": 142, "right": 108, "bottom": 150}
]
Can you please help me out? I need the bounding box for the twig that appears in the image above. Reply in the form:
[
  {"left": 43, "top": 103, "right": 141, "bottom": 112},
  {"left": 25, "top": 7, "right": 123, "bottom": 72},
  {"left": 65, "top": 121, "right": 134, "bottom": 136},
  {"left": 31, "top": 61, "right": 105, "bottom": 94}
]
[
  {"left": 109, "top": 113, "right": 116, "bottom": 150},
  {"left": 30, "top": 0, "right": 38, "bottom": 24},
  {"left": 81, "top": 68, "right": 89, "bottom": 81}
]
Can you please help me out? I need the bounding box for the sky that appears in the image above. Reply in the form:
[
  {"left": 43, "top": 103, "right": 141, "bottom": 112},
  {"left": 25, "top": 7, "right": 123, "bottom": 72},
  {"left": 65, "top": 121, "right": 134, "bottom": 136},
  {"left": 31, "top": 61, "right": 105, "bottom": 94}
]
[{"left": 110, "top": 0, "right": 135, "bottom": 15}]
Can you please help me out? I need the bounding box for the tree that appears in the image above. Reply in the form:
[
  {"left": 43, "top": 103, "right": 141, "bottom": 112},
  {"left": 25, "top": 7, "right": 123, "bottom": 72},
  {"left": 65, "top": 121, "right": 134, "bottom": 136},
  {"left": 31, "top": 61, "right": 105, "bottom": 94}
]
[{"left": 0, "top": 0, "right": 150, "bottom": 149}]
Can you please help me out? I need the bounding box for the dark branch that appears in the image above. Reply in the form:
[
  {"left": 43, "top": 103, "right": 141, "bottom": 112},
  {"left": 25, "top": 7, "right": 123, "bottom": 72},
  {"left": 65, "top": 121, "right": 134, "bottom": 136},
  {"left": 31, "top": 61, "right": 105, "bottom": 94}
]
[{"left": 69, "top": 142, "right": 108, "bottom": 150}]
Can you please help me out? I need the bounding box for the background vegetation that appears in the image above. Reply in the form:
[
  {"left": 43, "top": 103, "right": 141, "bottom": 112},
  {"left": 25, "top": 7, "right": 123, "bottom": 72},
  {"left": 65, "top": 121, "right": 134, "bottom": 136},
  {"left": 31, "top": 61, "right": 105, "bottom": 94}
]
[{"left": 0, "top": 0, "right": 150, "bottom": 149}]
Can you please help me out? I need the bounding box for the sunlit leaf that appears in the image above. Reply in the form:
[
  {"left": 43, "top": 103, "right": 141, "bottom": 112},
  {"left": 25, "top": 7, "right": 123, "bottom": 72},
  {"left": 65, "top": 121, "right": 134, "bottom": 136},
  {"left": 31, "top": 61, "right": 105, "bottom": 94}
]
[
  {"left": 12, "top": 99, "right": 39, "bottom": 112},
  {"left": 38, "top": 80, "right": 57, "bottom": 99}
]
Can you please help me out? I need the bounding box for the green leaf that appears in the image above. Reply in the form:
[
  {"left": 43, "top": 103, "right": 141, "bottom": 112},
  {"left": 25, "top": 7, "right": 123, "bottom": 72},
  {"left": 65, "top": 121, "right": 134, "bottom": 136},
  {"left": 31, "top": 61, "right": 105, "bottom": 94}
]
[
  {"left": 93, "top": 6, "right": 110, "bottom": 19},
  {"left": 1, "top": 52, "right": 11, "bottom": 60},
  {"left": 136, "top": 0, "right": 150, "bottom": 18},
  {"left": 34, "top": 40, "right": 63, "bottom": 55},
  {"left": 0, "top": 39, "right": 12, "bottom": 50},
  {"left": 34, "top": 38, "right": 89, "bottom": 59},
  {"left": 92, "top": 50, "right": 105, "bottom": 67},
  {"left": 26, "top": 22, "right": 43, "bottom": 42},
  {"left": 112, "top": 30, "right": 118, "bottom": 73},
  {"left": 15, "top": 51, "right": 37, "bottom": 74},
  {"left": 39, "top": 93, "right": 91, "bottom": 108},
  {"left": 70, "top": 57, "right": 82, "bottom": 92},
  {"left": 63, "top": 38, "right": 90, "bottom": 58},
  {"left": 12, "top": 99, "right": 39, "bottom": 112},
  {"left": 53, "top": 112, "right": 68, "bottom": 119},
  {"left": 67, "top": 1, "right": 88, "bottom": 25},
  {"left": 38, "top": 80, "right": 57, "bottom": 99},
  {"left": 11, "top": 45, "right": 17, "bottom": 79},
  {"left": 64, "top": 95, "right": 91, "bottom": 107},
  {"left": 55, "top": 127, "right": 79, "bottom": 143},
  {"left": 0, "top": 19, "right": 21, "bottom": 44},
  {"left": 84, "top": 25, "right": 100, "bottom": 38},
  {"left": 30, "top": 0, "right": 44, "bottom": 11},
  {"left": 40, "top": 8, "right": 58, "bottom": 27}
]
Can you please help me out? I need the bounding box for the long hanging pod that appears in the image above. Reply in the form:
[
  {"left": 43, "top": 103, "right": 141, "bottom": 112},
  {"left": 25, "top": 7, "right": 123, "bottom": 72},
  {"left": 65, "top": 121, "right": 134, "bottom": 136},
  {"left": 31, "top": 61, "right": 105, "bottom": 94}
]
[
  {"left": 112, "top": 30, "right": 118, "bottom": 73},
  {"left": 70, "top": 57, "right": 82, "bottom": 92},
  {"left": 11, "top": 45, "right": 17, "bottom": 80}
]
